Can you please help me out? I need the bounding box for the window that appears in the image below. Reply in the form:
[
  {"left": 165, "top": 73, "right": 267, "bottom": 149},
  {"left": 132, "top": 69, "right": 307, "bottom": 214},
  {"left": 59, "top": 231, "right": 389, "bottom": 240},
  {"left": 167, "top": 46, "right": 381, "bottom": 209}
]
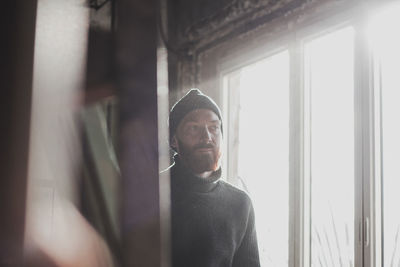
[
  {"left": 305, "top": 27, "right": 355, "bottom": 266},
  {"left": 223, "top": 51, "right": 290, "bottom": 266},
  {"left": 220, "top": 2, "right": 400, "bottom": 266}
]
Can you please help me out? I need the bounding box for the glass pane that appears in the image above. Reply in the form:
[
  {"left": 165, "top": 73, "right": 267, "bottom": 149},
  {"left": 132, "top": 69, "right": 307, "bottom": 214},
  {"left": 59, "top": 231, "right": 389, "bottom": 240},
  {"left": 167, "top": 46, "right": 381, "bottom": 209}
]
[
  {"left": 305, "top": 27, "right": 355, "bottom": 267},
  {"left": 370, "top": 5, "right": 400, "bottom": 266},
  {"left": 227, "top": 51, "right": 290, "bottom": 266}
]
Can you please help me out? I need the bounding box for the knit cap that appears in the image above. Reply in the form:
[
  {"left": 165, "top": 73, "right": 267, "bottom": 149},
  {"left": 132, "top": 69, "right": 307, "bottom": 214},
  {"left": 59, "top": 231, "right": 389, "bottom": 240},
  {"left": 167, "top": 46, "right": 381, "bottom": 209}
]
[{"left": 169, "top": 89, "right": 223, "bottom": 142}]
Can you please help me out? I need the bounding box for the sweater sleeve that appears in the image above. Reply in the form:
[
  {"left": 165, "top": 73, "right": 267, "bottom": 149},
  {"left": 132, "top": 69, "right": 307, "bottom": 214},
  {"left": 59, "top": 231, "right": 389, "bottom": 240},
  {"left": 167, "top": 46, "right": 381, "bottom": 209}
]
[{"left": 232, "top": 200, "right": 260, "bottom": 267}]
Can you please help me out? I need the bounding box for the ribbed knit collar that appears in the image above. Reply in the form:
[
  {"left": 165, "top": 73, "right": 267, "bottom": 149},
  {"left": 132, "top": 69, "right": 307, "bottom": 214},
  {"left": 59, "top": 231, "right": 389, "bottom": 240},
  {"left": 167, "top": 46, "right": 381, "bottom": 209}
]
[{"left": 171, "top": 155, "right": 221, "bottom": 193}]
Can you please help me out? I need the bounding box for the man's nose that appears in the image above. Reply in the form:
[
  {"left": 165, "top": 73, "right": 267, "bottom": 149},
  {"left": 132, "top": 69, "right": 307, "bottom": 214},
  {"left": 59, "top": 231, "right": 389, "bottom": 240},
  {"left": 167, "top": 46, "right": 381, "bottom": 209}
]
[{"left": 200, "top": 126, "right": 212, "bottom": 141}]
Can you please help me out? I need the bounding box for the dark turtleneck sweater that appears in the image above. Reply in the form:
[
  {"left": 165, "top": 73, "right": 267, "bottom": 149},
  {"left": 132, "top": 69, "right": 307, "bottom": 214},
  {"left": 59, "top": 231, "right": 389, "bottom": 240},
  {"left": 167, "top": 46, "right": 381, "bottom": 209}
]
[{"left": 170, "top": 157, "right": 260, "bottom": 267}]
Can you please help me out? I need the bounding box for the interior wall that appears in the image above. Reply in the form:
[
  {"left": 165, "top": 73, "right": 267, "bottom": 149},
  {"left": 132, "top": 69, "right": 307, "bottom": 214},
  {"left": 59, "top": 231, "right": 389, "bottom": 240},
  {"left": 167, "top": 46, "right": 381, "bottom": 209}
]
[
  {"left": 167, "top": 0, "right": 307, "bottom": 102},
  {"left": 167, "top": 0, "right": 364, "bottom": 105}
]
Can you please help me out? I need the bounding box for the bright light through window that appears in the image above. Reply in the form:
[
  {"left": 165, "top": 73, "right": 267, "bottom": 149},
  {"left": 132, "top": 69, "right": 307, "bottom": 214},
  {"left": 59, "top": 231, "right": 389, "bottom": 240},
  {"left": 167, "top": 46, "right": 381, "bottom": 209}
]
[
  {"left": 224, "top": 51, "right": 290, "bottom": 266},
  {"left": 369, "top": 4, "right": 400, "bottom": 266},
  {"left": 305, "top": 27, "right": 355, "bottom": 266},
  {"left": 219, "top": 3, "right": 400, "bottom": 266}
]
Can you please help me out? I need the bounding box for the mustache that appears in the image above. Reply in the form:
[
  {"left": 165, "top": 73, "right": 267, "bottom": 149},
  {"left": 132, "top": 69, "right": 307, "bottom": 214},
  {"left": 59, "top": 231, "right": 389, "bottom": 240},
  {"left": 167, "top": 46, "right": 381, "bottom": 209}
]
[{"left": 193, "top": 143, "right": 214, "bottom": 150}]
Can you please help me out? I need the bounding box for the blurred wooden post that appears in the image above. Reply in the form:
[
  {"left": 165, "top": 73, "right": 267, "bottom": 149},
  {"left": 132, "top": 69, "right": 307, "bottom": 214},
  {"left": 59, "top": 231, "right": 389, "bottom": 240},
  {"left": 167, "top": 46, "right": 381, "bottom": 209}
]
[
  {"left": 0, "top": 2, "right": 37, "bottom": 266},
  {"left": 116, "top": 0, "right": 170, "bottom": 266}
]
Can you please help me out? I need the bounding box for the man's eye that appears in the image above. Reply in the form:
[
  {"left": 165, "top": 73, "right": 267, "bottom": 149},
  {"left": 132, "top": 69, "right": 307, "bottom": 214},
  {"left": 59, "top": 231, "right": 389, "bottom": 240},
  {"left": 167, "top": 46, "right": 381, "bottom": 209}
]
[
  {"left": 187, "top": 125, "right": 199, "bottom": 132},
  {"left": 209, "top": 125, "right": 220, "bottom": 132}
]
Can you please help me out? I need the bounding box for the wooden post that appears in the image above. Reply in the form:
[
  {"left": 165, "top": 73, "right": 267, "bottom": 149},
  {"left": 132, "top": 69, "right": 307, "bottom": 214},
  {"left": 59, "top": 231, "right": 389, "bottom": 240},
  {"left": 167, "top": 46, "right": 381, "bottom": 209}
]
[
  {"left": 0, "top": 1, "right": 37, "bottom": 266},
  {"left": 116, "top": 0, "right": 169, "bottom": 266}
]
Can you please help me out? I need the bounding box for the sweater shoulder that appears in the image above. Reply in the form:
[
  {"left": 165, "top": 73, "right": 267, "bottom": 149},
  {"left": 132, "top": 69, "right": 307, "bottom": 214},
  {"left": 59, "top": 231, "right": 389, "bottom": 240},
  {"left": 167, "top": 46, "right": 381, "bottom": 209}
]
[
  {"left": 218, "top": 180, "right": 253, "bottom": 205},
  {"left": 218, "top": 180, "right": 248, "bottom": 195}
]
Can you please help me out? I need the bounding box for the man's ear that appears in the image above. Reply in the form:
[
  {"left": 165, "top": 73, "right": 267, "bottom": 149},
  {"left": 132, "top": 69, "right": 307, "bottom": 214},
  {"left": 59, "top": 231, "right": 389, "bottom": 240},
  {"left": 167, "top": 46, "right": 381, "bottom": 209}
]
[{"left": 171, "top": 135, "right": 178, "bottom": 151}]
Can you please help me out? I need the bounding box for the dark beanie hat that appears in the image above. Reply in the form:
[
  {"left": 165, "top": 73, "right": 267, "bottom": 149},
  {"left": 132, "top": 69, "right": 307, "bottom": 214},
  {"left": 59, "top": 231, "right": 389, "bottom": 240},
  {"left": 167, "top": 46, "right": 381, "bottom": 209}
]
[{"left": 169, "top": 89, "right": 223, "bottom": 142}]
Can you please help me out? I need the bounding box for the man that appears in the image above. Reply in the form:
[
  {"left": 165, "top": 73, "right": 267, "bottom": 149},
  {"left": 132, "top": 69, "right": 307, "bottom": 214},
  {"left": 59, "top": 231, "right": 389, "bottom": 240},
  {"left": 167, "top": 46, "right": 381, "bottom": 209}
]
[{"left": 167, "top": 88, "right": 260, "bottom": 267}]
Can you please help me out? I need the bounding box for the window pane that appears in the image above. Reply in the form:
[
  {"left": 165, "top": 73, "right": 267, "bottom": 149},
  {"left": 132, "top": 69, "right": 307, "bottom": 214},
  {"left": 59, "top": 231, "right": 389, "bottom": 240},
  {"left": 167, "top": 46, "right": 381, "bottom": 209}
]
[
  {"left": 226, "top": 51, "right": 290, "bottom": 266},
  {"left": 305, "top": 27, "right": 355, "bottom": 266},
  {"left": 370, "top": 5, "right": 400, "bottom": 266}
]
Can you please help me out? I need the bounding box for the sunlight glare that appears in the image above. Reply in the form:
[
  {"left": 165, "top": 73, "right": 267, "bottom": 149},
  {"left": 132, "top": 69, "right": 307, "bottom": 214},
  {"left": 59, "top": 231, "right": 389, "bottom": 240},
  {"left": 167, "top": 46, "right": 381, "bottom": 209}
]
[
  {"left": 237, "top": 51, "right": 289, "bottom": 266},
  {"left": 305, "top": 26, "right": 355, "bottom": 266}
]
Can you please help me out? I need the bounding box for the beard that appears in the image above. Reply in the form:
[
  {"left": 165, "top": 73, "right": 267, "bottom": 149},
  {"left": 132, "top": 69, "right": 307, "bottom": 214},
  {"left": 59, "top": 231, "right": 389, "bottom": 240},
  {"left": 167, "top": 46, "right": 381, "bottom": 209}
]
[{"left": 177, "top": 140, "right": 221, "bottom": 174}]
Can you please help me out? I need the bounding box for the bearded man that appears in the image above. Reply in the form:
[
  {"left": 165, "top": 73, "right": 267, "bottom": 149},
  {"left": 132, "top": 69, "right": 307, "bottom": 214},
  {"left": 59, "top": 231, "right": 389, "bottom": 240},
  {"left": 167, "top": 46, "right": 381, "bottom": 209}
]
[{"left": 167, "top": 89, "right": 260, "bottom": 267}]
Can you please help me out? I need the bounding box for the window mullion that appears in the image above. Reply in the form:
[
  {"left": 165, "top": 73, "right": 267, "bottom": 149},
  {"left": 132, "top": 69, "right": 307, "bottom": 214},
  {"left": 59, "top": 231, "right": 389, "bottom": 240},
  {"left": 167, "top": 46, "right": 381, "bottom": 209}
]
[
  {"left": 354, "top": 13, "right": 376, "bottom": 267},
  {"left": 289, "top": 37, "right": 310, "bottom": 267}
]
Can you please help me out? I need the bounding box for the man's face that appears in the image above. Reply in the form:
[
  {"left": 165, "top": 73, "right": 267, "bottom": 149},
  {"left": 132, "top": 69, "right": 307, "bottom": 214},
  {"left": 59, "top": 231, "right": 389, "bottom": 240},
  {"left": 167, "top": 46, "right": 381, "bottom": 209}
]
[{"left": 172, "top": 109, "right": 222, "bottom": 174}]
